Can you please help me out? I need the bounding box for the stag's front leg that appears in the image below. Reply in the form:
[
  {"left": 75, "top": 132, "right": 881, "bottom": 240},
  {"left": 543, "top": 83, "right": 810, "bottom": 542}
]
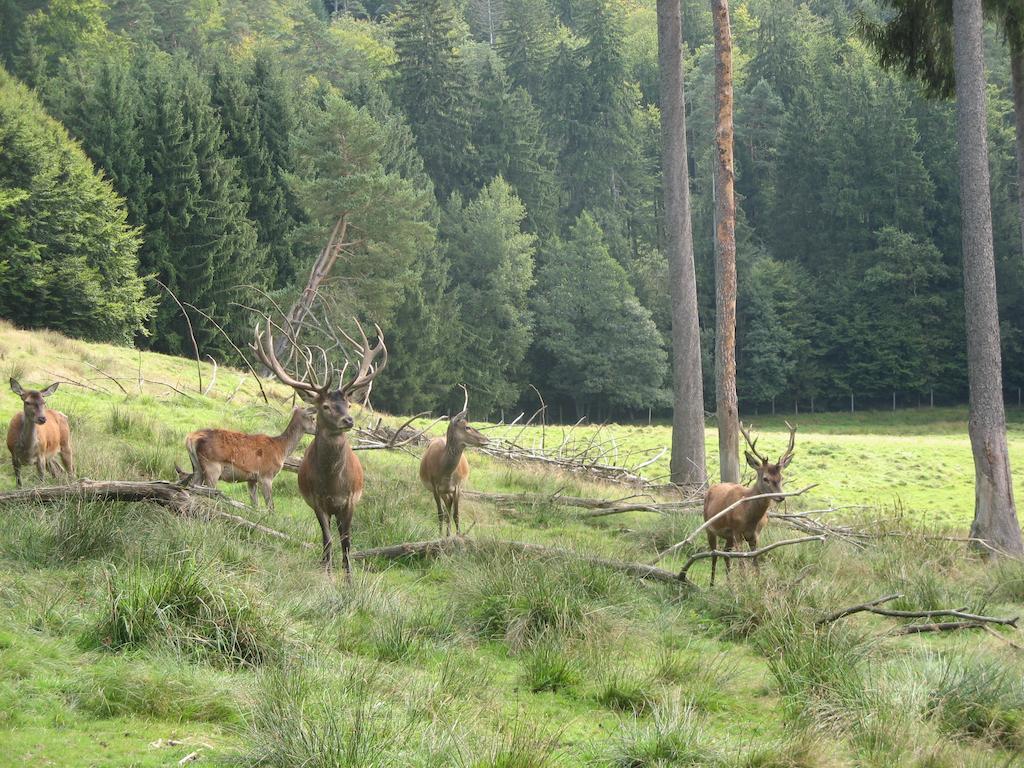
[
  {"left": 337, "top": 504, "right": 354, "bottom": 585},
  {"left": 247, "top": 479, "right": 259, "bottom": 508},
  {"left": 708, "top": 532, "right": 718, "bottom": 586},
  {"left": 315, "top": 509, "right": 333, "bottom": 572},
  {"left": 35, "top": 457, "right": 46, "bottom": 481},
  {"left": 432, "top": 489, "right": 446, "bottom": 537},
  {"left": 745, "top": 534, "right": 760, "bottom": 571},
  {"left": 11, "top": 458, "right": 22, "bottom": 488},
  {"left": 260, "top": 477, "right": 274, "bottom": 512},
  {"left": 452, "top": 487, "right": 462, "bottom": 536},
  {"left": 723, "top": 537, "right": 735, "bottom": 578}
]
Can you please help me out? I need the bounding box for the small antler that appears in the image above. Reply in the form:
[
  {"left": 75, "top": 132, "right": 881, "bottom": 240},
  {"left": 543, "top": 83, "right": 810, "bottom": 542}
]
[
  {"left": 252, "top": 317, "right": 329, "bottom": 397},
  {"left": 454, "top": 384, "right": 469, "bottom": 419},
  {"left": 779, "top": 421, "right": 797, "bottom": 467},
  {"left": 339, "top": 319, "right": 387, "bottom": 398},
  {"left": 739, "top": 421, "right": 768, "bottom": 464}
]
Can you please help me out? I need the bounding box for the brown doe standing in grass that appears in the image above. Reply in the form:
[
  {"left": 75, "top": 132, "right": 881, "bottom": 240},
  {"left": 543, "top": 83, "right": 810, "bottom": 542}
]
[
  {"left": 419, "top": 386, "right": 489, "bottom": 537},
  {"left": 702, "top": 421, "right": 796, "bottom": 585},
  {"left": 6, "top": 379, "right": 74, "bottom": 487},
  {"left": 177, "top": 406, "right": 316, "bottom": 511},
  {"left": 253, "top": 317, "right": 386, "bottom": 580}
]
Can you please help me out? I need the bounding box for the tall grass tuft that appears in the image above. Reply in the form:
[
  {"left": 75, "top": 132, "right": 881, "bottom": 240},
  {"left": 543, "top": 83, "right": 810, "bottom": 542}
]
[
  {"left": 519, "top": 636, "right": 579, "bottom": 693},
  {"left": 87, "top": 557, "right": 281, "bottom": 668},
  {"left": 925, "top": 656, "right": 1024, "bottom": 749},
  {"left": 603, "top": 697, "right": 720, "bottom": 767},
  {"left": 240, "top": 664, "right": 414, "bottom": 767},
  {"left": 451, "top": 551, "right": 636, "bottom": 649},
  {"left": 466, "top": 720, "right": 564, "bottom": 767}
]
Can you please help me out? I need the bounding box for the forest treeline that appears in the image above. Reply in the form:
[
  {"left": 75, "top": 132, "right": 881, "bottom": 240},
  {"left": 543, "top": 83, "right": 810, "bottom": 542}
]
[{"left": 1, "top": 0, "right": 1023, "bottom": 419}]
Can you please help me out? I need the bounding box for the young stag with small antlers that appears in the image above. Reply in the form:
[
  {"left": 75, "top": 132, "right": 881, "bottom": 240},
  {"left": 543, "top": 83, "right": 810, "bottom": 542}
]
[
  {"left": 702, "top": 421, "right": 796, "bottom": 585},
  {"left": 419, "top": 386, "right": 488, "bottom": 537},
  {"left": 177, "top": 406, "right": 316, "bottom": 511},
  {"left": 252, "top": 318, "right": 386, "bottom": 580},
  {"left": 7, "top": 379, "right": 74, "bottom": 487}
]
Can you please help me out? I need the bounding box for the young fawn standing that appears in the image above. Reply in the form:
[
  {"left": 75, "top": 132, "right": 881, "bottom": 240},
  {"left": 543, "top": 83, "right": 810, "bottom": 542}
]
[
  {"left": 419, "top": 386, "right": 488, "bottom": 537},
  {"left": 6, "top": 379, "right": 74, "bottom": 487},
  {"left": 702, "top": 422, "right": 796, "bottom": 585},
  {"left": 253, "top": 318, "right": 386, "bottom": 580},
  {"left": 179, "top": 406, "right": 315, "bottom": 511}
]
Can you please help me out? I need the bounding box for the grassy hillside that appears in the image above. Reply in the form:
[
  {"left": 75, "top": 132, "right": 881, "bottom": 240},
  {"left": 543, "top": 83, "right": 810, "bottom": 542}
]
[{"left": 1, "top": 321, "right": 1023, "bottom": 766}]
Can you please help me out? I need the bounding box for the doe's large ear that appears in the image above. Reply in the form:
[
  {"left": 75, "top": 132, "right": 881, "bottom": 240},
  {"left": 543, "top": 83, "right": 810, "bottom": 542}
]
[
  {"left": 40, "top": 382, "right": 60, "bottom": 397},
  {"left": 9, "top": 378, "right": 23, "bottom": 396},
  {"left": 744, "top": 451, "right": 762, "bottom": 470}
]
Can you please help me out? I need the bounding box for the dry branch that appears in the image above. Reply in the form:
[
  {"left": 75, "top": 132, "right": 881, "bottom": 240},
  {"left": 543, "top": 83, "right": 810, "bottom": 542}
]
[
  {"left": 351, "top": 536, "right": 687, "bottom": 585},
  {"left": 817, "top": 594, "right": 1018, "bottom": 628},
  {"left": 653, "top": 483, "right": 819, "bottom": 563},
  {"left": 675, "top": 535, "right": 826, "bottom": 580},
  {"left": 461, "top": 489, "right": 702, "bottom": 517},
  {"left": 0, "top": 481, "right": 313, "bottom": 549},
  {"left": 890, "top": 621, "right": 988, "bottom": 635}
]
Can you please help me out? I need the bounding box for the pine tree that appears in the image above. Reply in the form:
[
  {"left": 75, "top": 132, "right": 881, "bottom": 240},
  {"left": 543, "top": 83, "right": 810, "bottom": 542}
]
[
  {"left": 391, "top": 0, "right": 475, "bottom": 199},
  {"left": 495, "top": 0, "right": 556, "bottom": 98},
  {"left": 0, "top": 66, "right": 154, "bottom": 343},
  {"left": 137, "top": 52, "right": 269, "bottom": 358},
  {"left": 210, "top": 60, "right": 297, "bottom": 289}
]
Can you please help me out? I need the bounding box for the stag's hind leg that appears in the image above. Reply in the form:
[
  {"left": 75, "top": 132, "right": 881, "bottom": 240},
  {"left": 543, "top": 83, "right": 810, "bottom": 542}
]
[
  {"left": 259, "top": 477, "right": 274, "bottom": 512},
  {"left": 246, "top": 478, "right": 259, "bottom": 508},
  {"left": 708, "top": 532, "right": 718, "bottom": 586},
  {"left": 452, "top": 487, "right": 462, "bottom": 536},
  {"left": 744, "top": 534, "right": 760, "bottom": 571},
  {"left": 59, "top": 438, "right": 74, "bottom": 476}
]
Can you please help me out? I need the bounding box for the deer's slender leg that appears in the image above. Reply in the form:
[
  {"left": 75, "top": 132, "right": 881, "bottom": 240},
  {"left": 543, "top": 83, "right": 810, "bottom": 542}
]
[
  {"left": 337, "top": 504, "right": 353, "bottom": 585},
  {"left": 442, "top": 493, "right": 453, "bottom": 537},
  {"left": 723, "top": 536, "right": 735, "bottom": 577},
  {"left": 745, "top": 534, "right": 760, "bottom": 570},
  {"left": 708, "top": 532, "right": 718, "bottom": 586},
  {"left": 11, "top": 457, "right": 22, "bottom": 488},
  {"left": 247, "top": 479, "right": 259, "bottom": 508},
  {"left": 59, "top": 438, "right": 74, "bottom": 475},
  {"left": 452, "top": 487, "right": 462, "bottom": 536},
  {"left": 432, "top": 489, "right": 446, "bottom": 536},
  {"left": 260, "top": 477, "right": 274, "bottom": 512},
  {"left": 315, "top": 509, "right": 333, "bottom": 572},
  {"left": 35, "top": 457, "right": 45, "bottom": 481}
]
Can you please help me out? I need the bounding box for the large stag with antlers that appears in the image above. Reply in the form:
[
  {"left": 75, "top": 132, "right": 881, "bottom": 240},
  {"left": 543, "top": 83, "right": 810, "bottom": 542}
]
[
  {"left": 702, "top": 421, "right": 796, "bottom": 585},
  {"left": 419, "top": 386, "right": 488, "bottom": 537},
  {"left": 252, "top": 317, "right": 386, "bottom": 580}
]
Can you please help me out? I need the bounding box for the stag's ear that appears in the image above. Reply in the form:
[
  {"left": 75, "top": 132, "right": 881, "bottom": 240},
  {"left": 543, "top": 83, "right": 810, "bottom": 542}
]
[
  {"left": 9, "top": 378, "right": 23, "bottom": 396},
  {"left": 295, "top": 389, "right": 318, "bottom": 404},
  {"left": 744, "top": 451, "right": 762, "bottom": 470},
  {"left": 39, "top": 382, "right": 60, "bottom": 397}
]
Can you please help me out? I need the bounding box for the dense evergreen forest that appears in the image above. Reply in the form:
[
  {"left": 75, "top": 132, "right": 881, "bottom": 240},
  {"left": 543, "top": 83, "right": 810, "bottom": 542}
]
[{"left": 1, "top": 0, "right": 1023, "bottom": 420}]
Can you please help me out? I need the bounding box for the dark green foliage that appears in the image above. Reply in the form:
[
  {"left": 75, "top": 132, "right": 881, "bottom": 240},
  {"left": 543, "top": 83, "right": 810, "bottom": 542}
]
[
  {"left": 0, "top": 66, "right": 154, "bottom": 343},
  {"left": 442, "top": 177, "right": 535, "bottom": 416},
  {"left": 531, "top": 212, "right": 667, "bottom": 418}
]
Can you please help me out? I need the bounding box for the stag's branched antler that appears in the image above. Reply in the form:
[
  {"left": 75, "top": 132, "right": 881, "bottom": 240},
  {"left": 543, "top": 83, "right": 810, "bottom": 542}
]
[
  {"left": 779, "top": 421, "right": 797, "bottom": 467},
  {"left": 252, "top": 316, "right": 329, "bottom": 397},
  {"left": 739, "top": 421, "right": 768, "bottom": 464},
  {"left": 339, "top": 319, "right": 388, "bottom": 398},
  {"left": 455, "top": 383, "right": 469, "bottom": 419}
]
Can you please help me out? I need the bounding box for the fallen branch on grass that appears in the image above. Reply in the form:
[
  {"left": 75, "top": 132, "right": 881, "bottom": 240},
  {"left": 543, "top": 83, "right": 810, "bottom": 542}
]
[
  {"left": 817, "top": 593, "right": 1018, "bottom": 628},
  {"left": 890, "top": 621, "right": 989, "bottom": 635},
  {"left": 652, "top": 484, "right": 819, "bottom": 563},
  {"left": 351, "top": 536, "right": 687, "bottom": 585},
  {"left": 461, "top": 489, "right": 702, "bottom": 517},
  {"left": 676, "top": 535, "right": 826, "bottom": 580},
  {"left": 0, "top": 481, "right": 314, "bottom": 550}
]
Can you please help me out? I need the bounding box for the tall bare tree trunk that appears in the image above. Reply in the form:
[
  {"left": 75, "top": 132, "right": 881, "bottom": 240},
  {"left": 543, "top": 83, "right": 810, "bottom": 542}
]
[
  {"left": 657, "top": 0, "right": 707, "bottom": 486},
  {"left": 1012, "top": 48, "right": 1024, "bottom": 254},
  {"left": 953, "top": 0, "right": 1023, "bottom": 554},
  {"left": 712, "top": 0, "right": 738, "bottom": 484}
]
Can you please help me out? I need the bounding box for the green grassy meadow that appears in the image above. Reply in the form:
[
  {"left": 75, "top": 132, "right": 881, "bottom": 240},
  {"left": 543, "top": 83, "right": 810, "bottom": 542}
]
[{"left": 1, "top": 320, "right": 1023, "bottom": 766}]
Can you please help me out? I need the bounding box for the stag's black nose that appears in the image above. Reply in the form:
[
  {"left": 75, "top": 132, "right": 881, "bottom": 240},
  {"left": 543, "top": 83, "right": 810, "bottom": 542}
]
[
  {"left": 340, "top": 416, "right": 354, "bottom": 430},
  {"left": 35, "top": 417, "right": 46, "bottom": 424}
]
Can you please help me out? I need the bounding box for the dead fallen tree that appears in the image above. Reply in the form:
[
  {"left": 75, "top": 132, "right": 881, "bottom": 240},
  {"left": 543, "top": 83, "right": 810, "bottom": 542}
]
[
  {"left": 461, "top": 490, "right": 702, "bottom": 517},
  {"left": 351, "top": 536, "right": 686, "bottom": 585},
  {"left": 0, "top": 480, "right": 315, "bottom": 550},
  {"left": 817, "top": 593, "right": 1018, "bottom": 629},
  {"left": 676, "top": 535, "right": 826, "bottom": 580}
]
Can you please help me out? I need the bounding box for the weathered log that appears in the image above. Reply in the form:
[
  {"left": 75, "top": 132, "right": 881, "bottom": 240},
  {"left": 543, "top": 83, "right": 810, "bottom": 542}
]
[
  {"left": 352, "top": 536, "right": 687, "bottom": 585},
  {"left": 676, "top": 535, "right": 826, "bottom": 580},
  {"left": 0, "top": 480, "right": 314, "bottom": 549},
  {"left": 461, "top": 490, "right": 701, "bottom": 516},
  {"left": 890, "top": 621, "right": 988, "bottom": 635},
  {"left": 818, "top": 593, "right": 1018, "bottom": 628}
]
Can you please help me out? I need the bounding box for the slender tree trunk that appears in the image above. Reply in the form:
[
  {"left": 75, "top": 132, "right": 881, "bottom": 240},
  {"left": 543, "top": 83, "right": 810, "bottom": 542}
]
[
  {"left": 657, "top": 0, "right": 707, "bottom": 486},
  {"left": 953, "top": 0, "right": 1023, "bottom": 555},
  {"left": 712, "top": 0, "right": 739, "bottom": 484},
  {"left": 1012, "top": 48, "right": 1024, "bottom": 255}
]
